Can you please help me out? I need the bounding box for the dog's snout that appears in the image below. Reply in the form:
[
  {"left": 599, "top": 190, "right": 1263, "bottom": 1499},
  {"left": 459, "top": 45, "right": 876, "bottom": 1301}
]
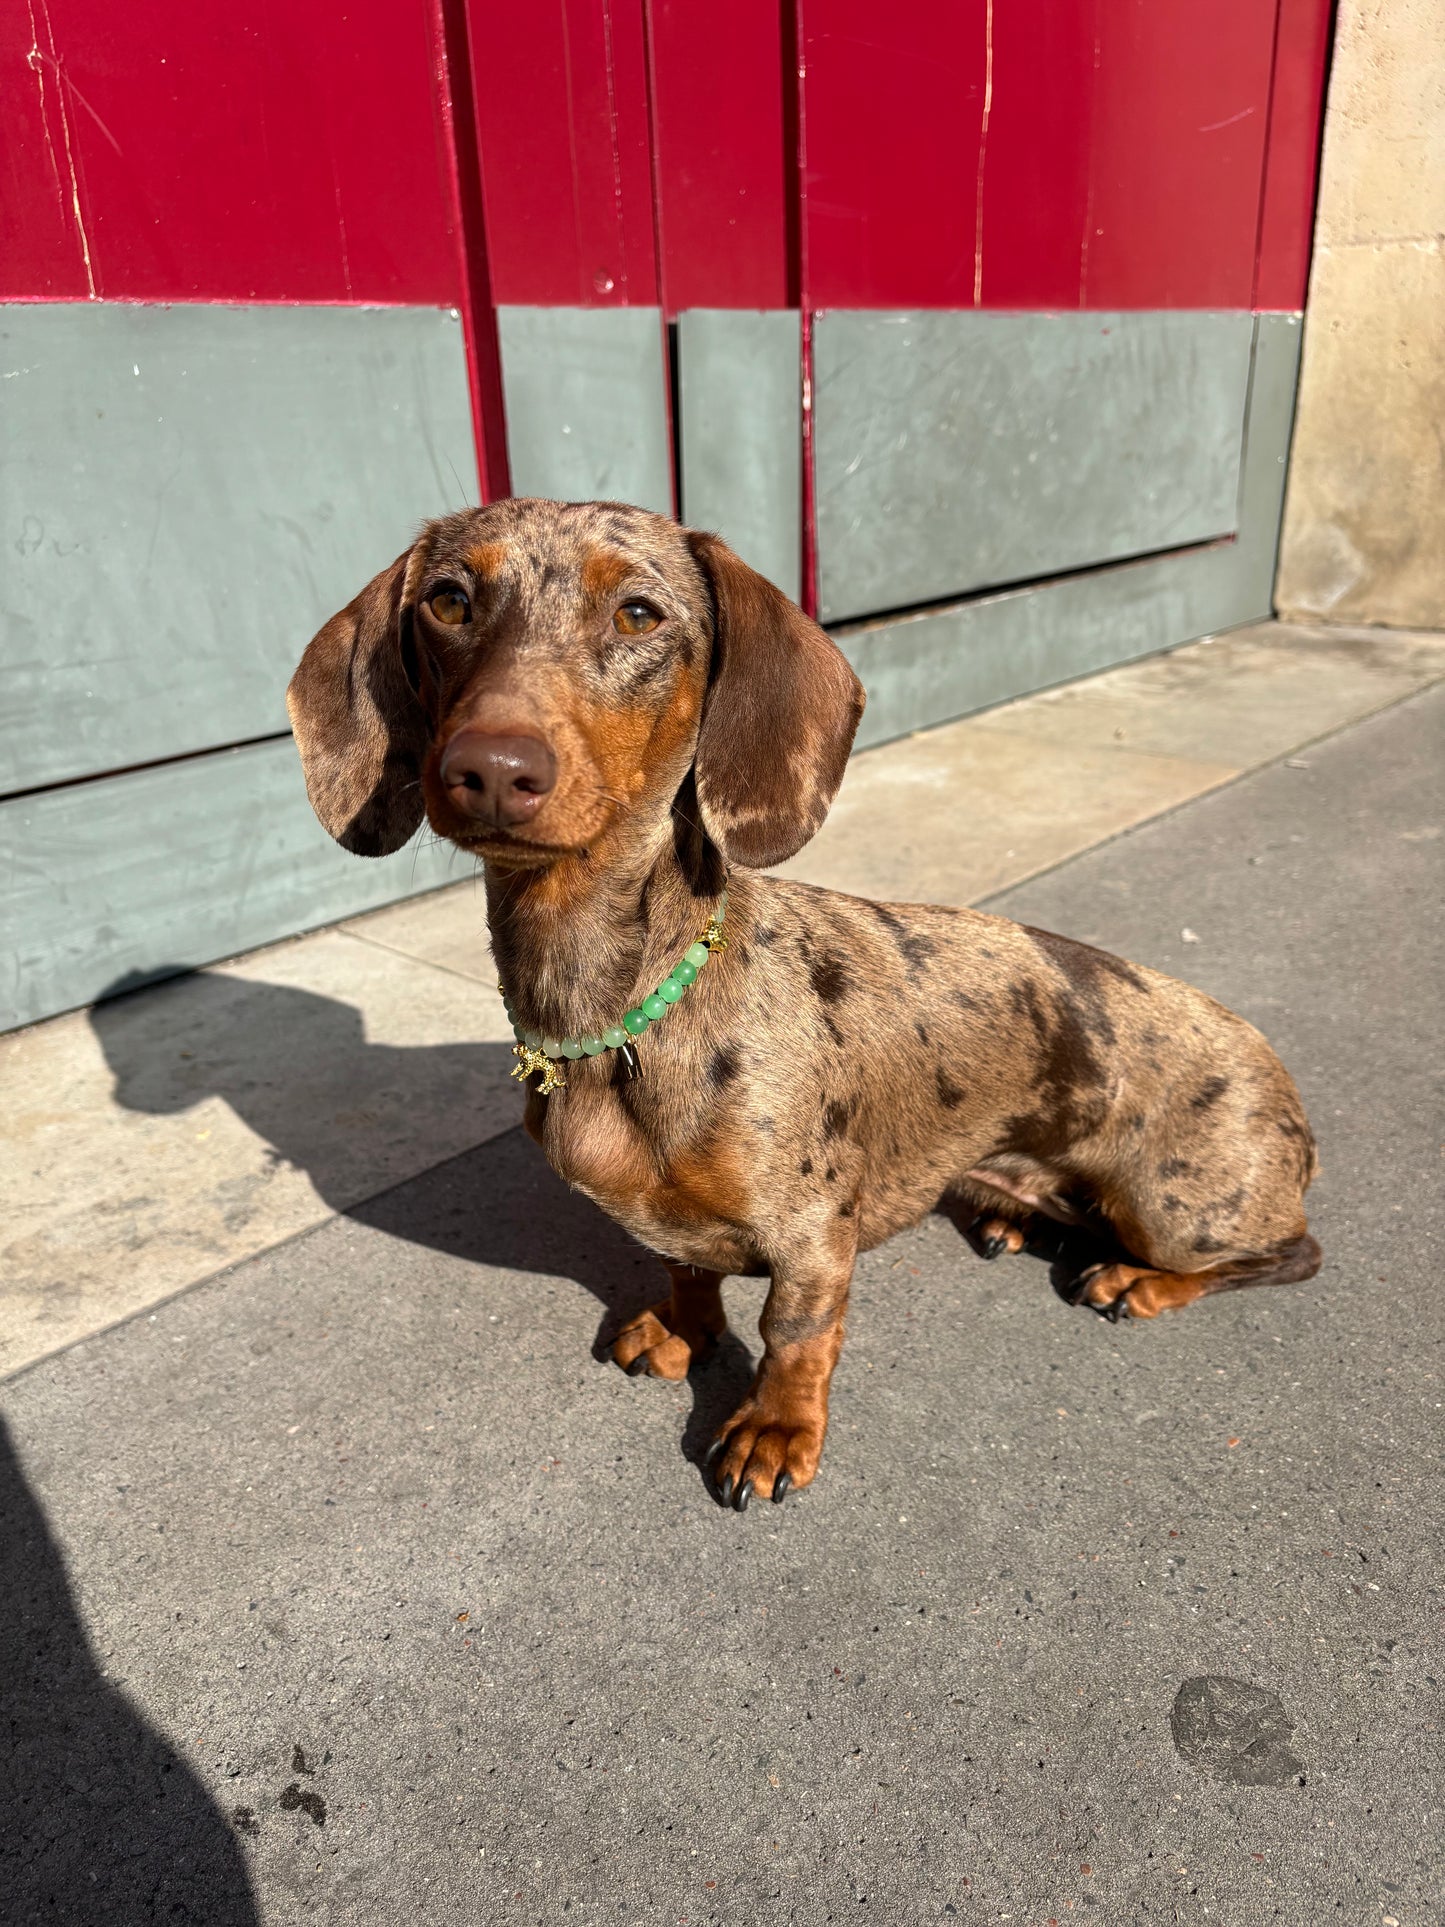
[{"left": 439, "top": 730, "right": 557, "bottom": 828}]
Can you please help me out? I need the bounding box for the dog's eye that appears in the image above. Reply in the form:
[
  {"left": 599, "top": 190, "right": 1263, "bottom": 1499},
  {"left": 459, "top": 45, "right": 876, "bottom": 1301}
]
[
  {"left": 613, "top": 600, "right": 661, "bottom": 637},
  {"left": 428, "top": 588, "right": 471, "bottom": 626}
]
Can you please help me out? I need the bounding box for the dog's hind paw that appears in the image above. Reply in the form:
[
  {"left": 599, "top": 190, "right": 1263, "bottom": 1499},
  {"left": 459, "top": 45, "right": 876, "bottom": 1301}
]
[
  {"left": 610, "top": 1298, "right": 725, "bottom": 1380},
  {"left": 975, "top": 1214, "right": 1026, "bottom": 1260}
]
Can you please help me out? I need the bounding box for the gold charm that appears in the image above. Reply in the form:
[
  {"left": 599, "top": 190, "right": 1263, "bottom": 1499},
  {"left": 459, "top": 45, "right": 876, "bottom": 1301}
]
[
  {"left": 702, "top": 917, "right": 728, "bottom": 953},
  {"left": 511, "top": 1042, "right": 567, "bottom": 1095}
]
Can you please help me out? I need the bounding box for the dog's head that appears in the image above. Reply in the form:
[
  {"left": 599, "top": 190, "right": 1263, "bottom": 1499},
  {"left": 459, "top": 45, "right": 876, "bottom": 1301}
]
[{"left": 287, "top": 500, "right": 864, "bottom": 874}]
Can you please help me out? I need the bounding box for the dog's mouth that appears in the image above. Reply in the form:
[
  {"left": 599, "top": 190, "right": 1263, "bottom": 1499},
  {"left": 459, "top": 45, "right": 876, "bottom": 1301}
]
[{"left": 443, "top": 824, "right": 580, "bottom": 869}]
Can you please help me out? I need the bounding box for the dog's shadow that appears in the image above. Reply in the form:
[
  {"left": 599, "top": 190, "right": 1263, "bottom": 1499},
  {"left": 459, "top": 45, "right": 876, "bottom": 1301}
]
[{"left": 91, "top": 969, "right": 756, "bottom": 1492}]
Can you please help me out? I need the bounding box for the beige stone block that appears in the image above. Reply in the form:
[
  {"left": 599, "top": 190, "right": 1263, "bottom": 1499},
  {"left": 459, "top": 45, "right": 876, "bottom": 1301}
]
[
  {"left": 0, "top": 932, "right": 522, "bottom": 1376},
  {"left": 341, "top": 876, "right": 496, "bottom": 982},
  {"left": 779, "top": 726, "right": 1239, "bottom": 908},
  {"left": 967, "top": 623, "right": 1445, "bottom": 767},
  {"left": 1278, "top": 241, "right": 1445, "bottom": 629},
  {"left": 1311, "top": 0, "right": 1445, "bottom": 248}
]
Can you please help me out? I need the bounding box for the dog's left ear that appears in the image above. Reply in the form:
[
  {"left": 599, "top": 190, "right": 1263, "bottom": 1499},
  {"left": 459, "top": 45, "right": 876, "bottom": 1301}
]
[{"left": 687, "top": 531, "right": 865, "bottom": 868}]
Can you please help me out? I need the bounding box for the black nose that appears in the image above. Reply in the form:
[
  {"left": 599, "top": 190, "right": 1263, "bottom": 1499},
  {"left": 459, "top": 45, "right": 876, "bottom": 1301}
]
[{"left": 438, "top": 730, "right": 557, "bottom": 828}]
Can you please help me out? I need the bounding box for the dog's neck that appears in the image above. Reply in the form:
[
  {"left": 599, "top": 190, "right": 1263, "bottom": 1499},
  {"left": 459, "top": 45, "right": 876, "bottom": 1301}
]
[{"left": 483, "top": 821, "right": 721, "bottom": 1041}]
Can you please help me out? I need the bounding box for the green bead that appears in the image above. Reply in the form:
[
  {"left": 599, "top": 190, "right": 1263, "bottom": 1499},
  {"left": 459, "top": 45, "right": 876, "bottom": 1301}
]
[
  {"left": 657, "top": 977, "right": 685, "bottom": 1003},
  {"left": 560, "top": 1038, "right": 585, "bottom": 1059},
  {"left": 580, "top": 1035, "right": 606, "bottom": 1056},
  {"left": 523, "top": 1029, "right": 543, "bottom": 1049},
  {"left": 622, "top": 1008, "right": 650, "bottom": 1036},
  {"left": 542, "top": 1037, "right": 564, "bottom": 1058},
  {"left": 602, "top": 1025, "right": 629, "bottom": 1050},
  {"left": 512, "top": 1023, "right": 526, "bottom": 1041},
  {"left": 684, "top": 942, "right": 710, "bottom": 969},
  {"left": 641, "top": 993, "right": 667, "bottom": 1021},
  {"left": 672, "top": 958, "right": 697, "bottom": 985}
]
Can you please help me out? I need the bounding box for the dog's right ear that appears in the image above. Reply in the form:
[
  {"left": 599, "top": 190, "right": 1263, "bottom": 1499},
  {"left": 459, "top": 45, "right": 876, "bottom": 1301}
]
[{"left": 287, "top": 547, "right": 430, "bottom": 856}]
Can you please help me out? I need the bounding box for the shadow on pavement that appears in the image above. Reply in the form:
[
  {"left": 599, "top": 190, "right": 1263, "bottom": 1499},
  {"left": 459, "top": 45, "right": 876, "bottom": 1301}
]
[
  {"left": 89, "top": 969, "right": 758, "bottom": 1486},
  {"left": 0, "top": 1414, "right": 260, "bottom": 1925}
]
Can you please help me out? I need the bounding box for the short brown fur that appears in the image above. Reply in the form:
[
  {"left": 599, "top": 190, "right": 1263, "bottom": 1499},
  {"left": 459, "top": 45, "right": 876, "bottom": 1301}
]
[{"left": 290, "top": 499, "right": 1323, "bottom": 1508}]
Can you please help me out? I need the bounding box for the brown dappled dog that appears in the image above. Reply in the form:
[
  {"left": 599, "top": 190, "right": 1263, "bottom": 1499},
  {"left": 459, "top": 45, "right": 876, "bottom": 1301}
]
[{"left": 289, "top": 499, "right": 1321, "bottom": 1508}]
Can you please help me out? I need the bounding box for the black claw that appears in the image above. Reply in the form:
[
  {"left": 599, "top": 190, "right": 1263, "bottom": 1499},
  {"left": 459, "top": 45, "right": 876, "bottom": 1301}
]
[
  {"left": 717, "top": 1473, "right": 734, "bottom": 1506},
  {"left": 625, "top": 1353, "right": 649, "bottom": 1376},
  {"left": 772, "top": 1473, "right": 792, "bottom": 1504},
  {"left": 979, "top": 1233, "right": 1008, "bottom": 1261},
  {"left": 735, "top": 1479, "right": 752, "bottom": 1512},
  {"left": 704, "top": 1436, "right": 726, "bottom": 1467}
]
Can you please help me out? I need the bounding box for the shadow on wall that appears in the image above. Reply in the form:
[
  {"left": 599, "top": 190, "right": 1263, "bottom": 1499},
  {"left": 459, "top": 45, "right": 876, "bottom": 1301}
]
[
  {"left": 87, "top": 970, "right": 759, "bottom": 1465},
  {"left": 0, "top": 1414, "right": 261, "bottom": 1925}
]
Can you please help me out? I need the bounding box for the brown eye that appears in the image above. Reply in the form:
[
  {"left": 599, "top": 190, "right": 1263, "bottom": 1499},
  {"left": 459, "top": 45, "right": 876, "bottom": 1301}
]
[
  {"left": 428, "top": 588, "right": 471, "bottom": 626},
  {"left": 613, "top": 600, "right": 661, "bottom": 636}
]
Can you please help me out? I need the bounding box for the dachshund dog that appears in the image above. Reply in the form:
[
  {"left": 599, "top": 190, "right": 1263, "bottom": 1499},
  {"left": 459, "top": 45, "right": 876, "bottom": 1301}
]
[{"left": 289, "top": 499, "right": 1321, "bottom": 1509}]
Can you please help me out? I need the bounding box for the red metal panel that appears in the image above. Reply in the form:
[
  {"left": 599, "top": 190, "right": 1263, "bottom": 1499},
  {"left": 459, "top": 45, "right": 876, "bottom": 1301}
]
[
  {"left": 798, "top": 0, "right": 1282, "bottom": 310},
  {"left": 645, "top": 0, "right": 792, "bottom": 311},
  {"left": 1253, "top": 0, "right": 1333, "bottom": 311},
  {"left": 1, "top": 0, "right": 464, "bottom": 304},
  {"left": 469, "top": 0, "right": 658, "bottom": 307}
]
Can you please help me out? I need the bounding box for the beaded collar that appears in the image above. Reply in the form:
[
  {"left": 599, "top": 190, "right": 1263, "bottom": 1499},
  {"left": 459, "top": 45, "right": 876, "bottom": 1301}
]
[{"left": 501, "top": 891, "right": 729, "bottom": 1097}]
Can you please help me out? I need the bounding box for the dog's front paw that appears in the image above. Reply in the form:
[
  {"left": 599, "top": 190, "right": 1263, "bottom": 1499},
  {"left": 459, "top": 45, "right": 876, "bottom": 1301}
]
[
  {"left": 611, "top": 1297, "right": 726, "bottom": 1380},
  {"left": 707, "top": 1396, "right": 826, "bottom": 1510}
]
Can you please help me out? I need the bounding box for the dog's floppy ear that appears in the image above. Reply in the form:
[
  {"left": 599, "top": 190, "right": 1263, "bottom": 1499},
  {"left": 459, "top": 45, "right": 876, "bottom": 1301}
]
[
  {"left": 687, "top": 531, "right": 865, "bottom": 869},
  {"left": 287, "top": 546, "right": 430, "bottom": 856}
]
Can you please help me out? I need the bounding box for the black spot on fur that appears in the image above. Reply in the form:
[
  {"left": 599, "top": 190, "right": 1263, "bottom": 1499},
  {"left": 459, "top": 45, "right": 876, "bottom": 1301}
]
[
  {"left": 1127, "top": 1114, "right": 1146, "bottom": 1133},
  {"left": 821, "top": 1011, "right": 845, "bottom": 1048},
  {"left": 1000, "top": 977, "right": 1109, "bottom": 1156},
  {"left": 799, "top": 1157, "right": 813, "bottom": 1176},
  {"left": 825, "top": 1166, "right": 837, "bottom": 1182},
  {"left": 1163, "top": 1194, "right": 1185, "bottom": 1213},
  {"left": 822, "top": 1098, "right": 854, "bottom": 1140},
  {"left": 899, "top": 934, "right": 937, "bottom": 976},
  {"left": 810, "top": 953, "right": 850, "bottom": 1003},
  {"left": 754, "top": 925, "right": 777, "bottom": 947},
  {"left": 935, "top": 1067, "right": 966, "bottom": 1110},
  {"left": 839, "top": 1202, "right": 854, "bottom": 1218},
  {"left": 1217, "top": 1186, "right": 1247, "bottom": 1215},
  {"left": 709, "top": 1046, "right": 740, "bottom": 1088},
  {"left": 914, "top": 1021, "right": 930, "bottom": 1045},
  {"left": 754, "top": 1116, "right": 775, "bottom": 1136},
  {"left": 1191, "top": 1076, "right": 1230, "bottom": 1111},
  {"left": 1026, "top": 923, "right": 1149, "bottom": 996},
  {"left": 1159, "top": 1157, "right": 1195, "bottom": 1179},
  {"left": 1192, "top": 1234, "right": 1228, "bottom": 1255},
  {"left": 950, "top": 989, "right": 979, "bottom": 1011}
]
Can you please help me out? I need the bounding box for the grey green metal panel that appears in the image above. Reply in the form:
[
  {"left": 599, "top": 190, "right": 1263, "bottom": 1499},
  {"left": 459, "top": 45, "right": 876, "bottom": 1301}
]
[
  {"left": 497, "top": 306, "right": 672, "bottom": 516},
  {"left": 677, "top": 309, "right": 801, "bottom": 601},
  {"left": 837, "top": 316, "right": 1301, "bottom": 751},
  {"left": 0, "top": 739, "right": 471, "bottom": 1032},
  {"left": 813, "top": 310, "right": 1256, "bottom": 623},
  {"left": 0, "top": 303, "right": 479, "bottom": 797}
]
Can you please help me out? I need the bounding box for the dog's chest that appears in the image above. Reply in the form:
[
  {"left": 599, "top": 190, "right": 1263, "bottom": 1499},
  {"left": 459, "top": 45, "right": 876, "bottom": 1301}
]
[{"left": 533, "top": 1082, "right": 753, "bottom": 1267}]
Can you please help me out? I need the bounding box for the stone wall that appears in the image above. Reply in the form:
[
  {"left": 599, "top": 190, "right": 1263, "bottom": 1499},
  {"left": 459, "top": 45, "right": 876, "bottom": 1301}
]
[{"left": 1276, "top": 0, "right": 1445, "bottom": 629}]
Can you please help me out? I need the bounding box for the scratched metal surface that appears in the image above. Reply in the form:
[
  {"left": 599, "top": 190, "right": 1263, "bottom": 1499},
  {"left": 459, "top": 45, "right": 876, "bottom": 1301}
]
[
  {"left": 496, "top": 307, "right": 674, "bottom": 517},
  {"left": 834, "top": 317, "right": 1301, "bottom": 750},
  {"left": 678, "top": 309, "right": 801, "bottom": 600},
  {"left": 813, "top": 310, "right": 1255, "bottom": 625},
  {"left": 0, "top": 737, "right": 471, "bottom": 1033},
  {"left": 0, "top": 302, "right": 479, "bottom": 797}
]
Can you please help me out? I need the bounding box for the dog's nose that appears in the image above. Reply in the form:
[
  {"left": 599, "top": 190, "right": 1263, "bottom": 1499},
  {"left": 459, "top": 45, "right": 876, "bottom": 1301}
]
[{"left": 438, "top": 730, "right": 557, "bottom": 827}]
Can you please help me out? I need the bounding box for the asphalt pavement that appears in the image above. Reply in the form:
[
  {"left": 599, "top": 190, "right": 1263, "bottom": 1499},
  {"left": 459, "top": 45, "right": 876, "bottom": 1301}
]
[{"left": 2, "top": 686, "right": 1440, "bottom": 1926}]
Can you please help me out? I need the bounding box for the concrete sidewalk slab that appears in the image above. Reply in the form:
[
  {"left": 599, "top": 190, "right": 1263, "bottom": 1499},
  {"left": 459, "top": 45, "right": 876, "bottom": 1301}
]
[
  {"left": 2, "top": 687, "right": 1440, "bottom": 1925},
  {"left": 3, "top": 620, "right": 1440, "bottom": 1379},
  {"left": 1, "top": 932, "right": 518, "bottom": 1370}
]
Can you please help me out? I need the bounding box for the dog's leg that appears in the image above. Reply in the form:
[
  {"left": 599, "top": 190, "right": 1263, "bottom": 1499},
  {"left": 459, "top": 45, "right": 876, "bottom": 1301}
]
[
  {"left": 708, "top": 1251, "right": 853, "bottom": 1508},
  {"left": 1076, "top": 1231, "right": 1323, "bottom": 1320},
  {"left": 611, "top": 1263, "right": 728, "bottom": 1380}
]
